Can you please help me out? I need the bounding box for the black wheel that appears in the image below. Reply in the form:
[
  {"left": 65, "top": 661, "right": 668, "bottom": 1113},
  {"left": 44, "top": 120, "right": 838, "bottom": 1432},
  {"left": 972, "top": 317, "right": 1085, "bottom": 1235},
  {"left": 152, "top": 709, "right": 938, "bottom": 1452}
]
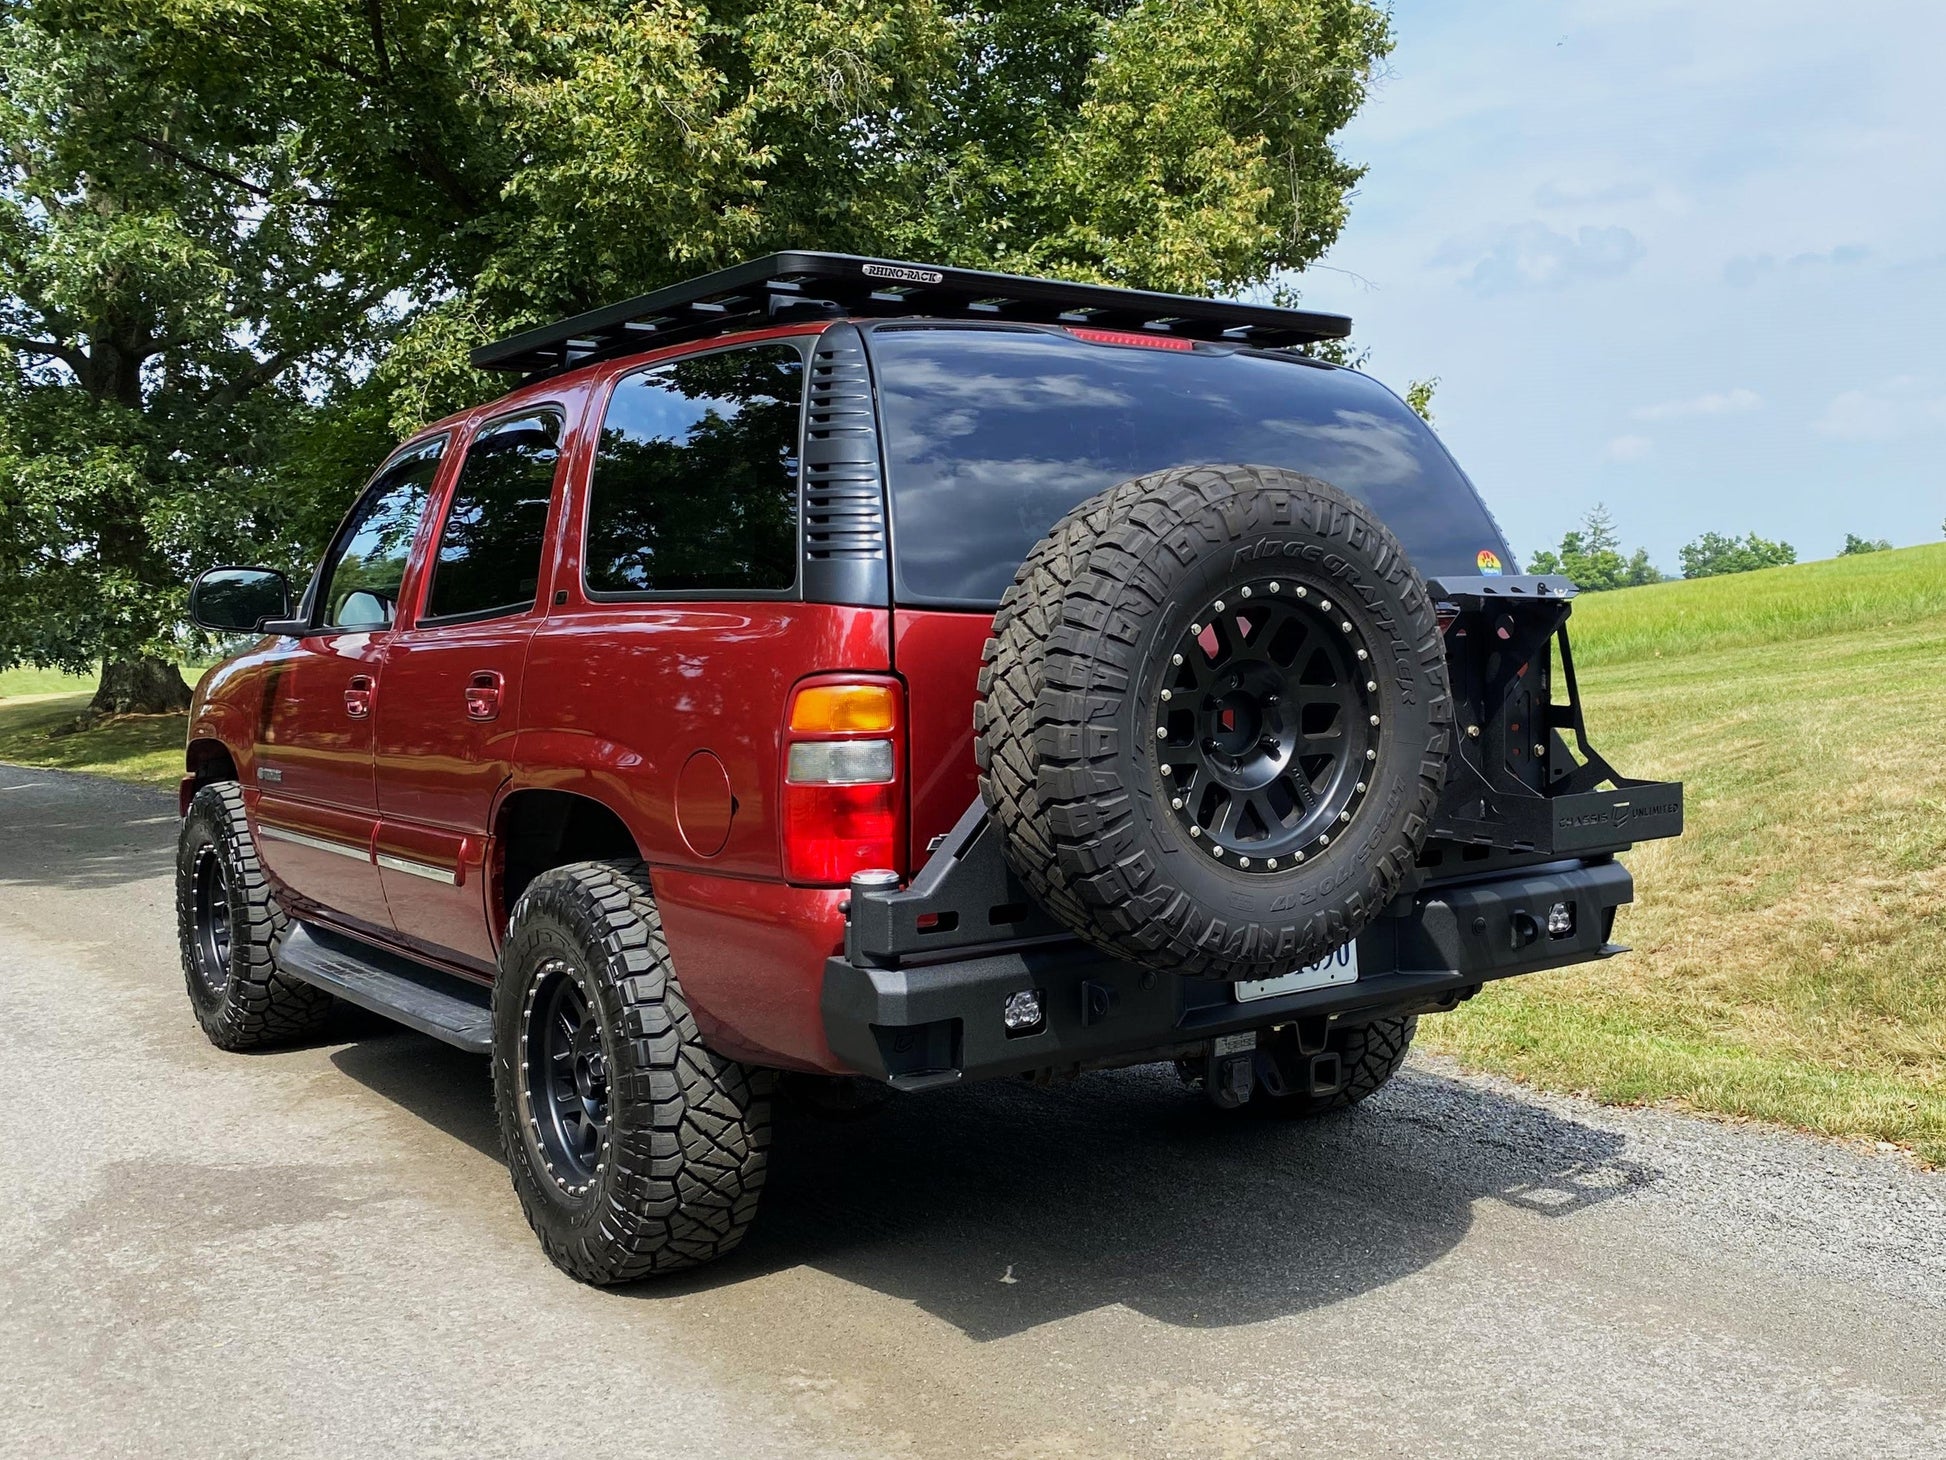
[
  {"left": 976, "top": 464, "right": 1452, "bottom": 982},
  {"left": 1256, "top": 1016, "right": 1417, "bottom": 1117},
  {"left": 494, "top": 860, "right": 773, "bottom": 1284},
  {"left": 175, "top": 781, "right": 333, "bottom": 1050}
]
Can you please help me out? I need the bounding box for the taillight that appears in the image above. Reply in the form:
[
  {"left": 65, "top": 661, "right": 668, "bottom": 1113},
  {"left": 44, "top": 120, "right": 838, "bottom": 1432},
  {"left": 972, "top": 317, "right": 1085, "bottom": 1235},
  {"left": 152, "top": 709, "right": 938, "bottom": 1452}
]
[{"left": 781, "top": 677, "right": 905, "bottom": 885}]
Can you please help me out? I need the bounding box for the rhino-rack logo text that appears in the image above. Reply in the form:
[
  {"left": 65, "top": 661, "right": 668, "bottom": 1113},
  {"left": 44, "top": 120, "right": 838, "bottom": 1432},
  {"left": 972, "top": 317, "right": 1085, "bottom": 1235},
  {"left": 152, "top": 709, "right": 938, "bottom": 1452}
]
[{"left": 861, "top": 264, "right": 944, "bottom": 285}]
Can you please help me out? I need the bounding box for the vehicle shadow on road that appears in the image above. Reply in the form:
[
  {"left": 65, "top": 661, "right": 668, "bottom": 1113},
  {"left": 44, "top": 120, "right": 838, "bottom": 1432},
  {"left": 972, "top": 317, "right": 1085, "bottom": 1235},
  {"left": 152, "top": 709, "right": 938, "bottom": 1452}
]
[
  {"left": 701, "top": 1067, "right": 1656, "bottom": 1340},
  {"left": 331, "top": 1029, "right": 1656, "bottom": 1342}
]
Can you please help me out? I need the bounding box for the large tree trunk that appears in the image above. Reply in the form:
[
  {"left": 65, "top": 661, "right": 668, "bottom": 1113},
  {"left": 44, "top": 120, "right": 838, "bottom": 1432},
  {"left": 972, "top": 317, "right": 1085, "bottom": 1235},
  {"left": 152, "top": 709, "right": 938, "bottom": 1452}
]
[{"left": 90, "top": 656, "right": 192, "bottom": 716}]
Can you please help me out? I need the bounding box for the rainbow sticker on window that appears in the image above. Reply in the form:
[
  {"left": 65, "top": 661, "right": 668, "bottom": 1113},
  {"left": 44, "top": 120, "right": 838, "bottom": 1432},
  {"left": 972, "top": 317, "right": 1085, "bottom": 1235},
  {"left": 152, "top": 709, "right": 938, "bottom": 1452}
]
[{"left": 1477, "top": 549, "right": 1504, "bottom": 576}]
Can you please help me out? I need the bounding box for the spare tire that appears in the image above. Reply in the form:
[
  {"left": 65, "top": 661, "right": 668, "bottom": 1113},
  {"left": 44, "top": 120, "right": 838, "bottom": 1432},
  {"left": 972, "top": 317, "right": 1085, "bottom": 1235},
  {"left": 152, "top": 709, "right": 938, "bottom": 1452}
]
[{"left": 974, "top": 464, "right": 1451, "bottom": 982}]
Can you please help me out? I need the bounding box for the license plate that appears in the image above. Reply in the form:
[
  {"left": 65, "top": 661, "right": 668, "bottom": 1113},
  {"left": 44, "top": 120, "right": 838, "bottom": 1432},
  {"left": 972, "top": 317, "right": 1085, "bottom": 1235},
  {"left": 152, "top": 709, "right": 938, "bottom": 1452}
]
[{"left": 1234, "top": 943, "right": 1359, "bottom": 1002}]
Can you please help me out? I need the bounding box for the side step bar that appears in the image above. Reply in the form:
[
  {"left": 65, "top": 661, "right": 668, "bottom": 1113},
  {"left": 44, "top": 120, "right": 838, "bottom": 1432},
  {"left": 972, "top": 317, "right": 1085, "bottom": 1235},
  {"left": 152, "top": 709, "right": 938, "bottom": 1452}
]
[{"left": 279, "top": 923, "right": 494, "bottom": 1054}]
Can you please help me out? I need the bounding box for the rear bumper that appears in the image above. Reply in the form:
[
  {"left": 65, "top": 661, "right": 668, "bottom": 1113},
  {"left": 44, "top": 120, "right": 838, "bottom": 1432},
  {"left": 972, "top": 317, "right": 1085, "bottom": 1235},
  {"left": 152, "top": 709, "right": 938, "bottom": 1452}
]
[{"left": 822, "top": 858, "right": 1632, "bottom": 1089}]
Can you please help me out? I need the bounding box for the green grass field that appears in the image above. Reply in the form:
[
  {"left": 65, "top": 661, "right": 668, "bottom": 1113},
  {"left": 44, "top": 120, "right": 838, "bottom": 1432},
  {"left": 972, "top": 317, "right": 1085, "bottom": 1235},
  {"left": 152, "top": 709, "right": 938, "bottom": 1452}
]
[
  {"left": 1419, "top": 541, "right": 1946, "bottom": 1163},
  {"left": 0, "top": 666, "right": 189, "bottom": 788},
  {"left": 5, "top": 546, "right": 1945, "bottom": 1158}
]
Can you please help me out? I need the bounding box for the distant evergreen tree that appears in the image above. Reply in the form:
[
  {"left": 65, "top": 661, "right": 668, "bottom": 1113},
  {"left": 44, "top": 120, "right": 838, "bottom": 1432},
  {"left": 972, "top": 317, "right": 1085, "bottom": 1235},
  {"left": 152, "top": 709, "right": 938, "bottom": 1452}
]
[{"left": 1523, "top": 504, "right": 1661, "bottom": 590}]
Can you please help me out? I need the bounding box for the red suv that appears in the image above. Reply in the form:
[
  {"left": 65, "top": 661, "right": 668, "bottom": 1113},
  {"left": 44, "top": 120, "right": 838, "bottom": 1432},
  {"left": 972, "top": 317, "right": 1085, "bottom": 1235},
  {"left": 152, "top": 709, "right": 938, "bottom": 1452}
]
[{"left": 178, "top": 253, "right": 1681, "bottom": 1283}]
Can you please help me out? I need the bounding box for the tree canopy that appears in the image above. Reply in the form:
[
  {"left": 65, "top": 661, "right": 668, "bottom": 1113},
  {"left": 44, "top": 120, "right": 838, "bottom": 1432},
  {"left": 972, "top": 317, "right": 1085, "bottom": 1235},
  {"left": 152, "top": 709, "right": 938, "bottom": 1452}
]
[
  {"left": 0, "top": 0, "right": 1396, "bottom": 710},
  {"left": 1524, "top": 504, "right": 1662, "bottom": 591},
  {"left": 1678, "top": 530, "right": 1798, "bottom": 580}
]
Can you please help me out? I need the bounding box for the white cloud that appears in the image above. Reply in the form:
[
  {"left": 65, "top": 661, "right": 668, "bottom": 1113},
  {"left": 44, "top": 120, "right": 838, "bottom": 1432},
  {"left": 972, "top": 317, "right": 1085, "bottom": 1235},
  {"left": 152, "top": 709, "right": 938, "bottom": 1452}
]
[
  {"left": 1631, "top": 388, "right": 1763, "bottom": 422},
  {"left": 1433, "top": 223, "right": 1646, "bottom": 296},
  {"left": 1723, "top": 244, "right": 1870, "bottom": 286},
  {"left": 1607, "top": 434, "right": 1654, "bottom": 461},
  {"left": 1813, "top": 377, "right": 1946, "bottom": 442}
]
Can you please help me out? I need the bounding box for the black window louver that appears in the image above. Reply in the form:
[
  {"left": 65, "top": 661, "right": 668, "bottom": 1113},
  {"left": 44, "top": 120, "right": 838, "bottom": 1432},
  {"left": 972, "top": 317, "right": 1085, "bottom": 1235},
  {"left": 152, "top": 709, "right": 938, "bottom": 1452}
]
[{"left": 797, "top": 323, "right": 888, "bottom": 606}]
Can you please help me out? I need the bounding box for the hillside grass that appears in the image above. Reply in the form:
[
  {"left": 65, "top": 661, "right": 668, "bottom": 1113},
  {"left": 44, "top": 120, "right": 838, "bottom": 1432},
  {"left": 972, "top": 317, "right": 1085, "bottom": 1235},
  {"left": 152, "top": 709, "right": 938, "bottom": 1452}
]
[
  {"left": 1420, "top": 542, "right": 1946, "bottom": 1163},
  {"left": 0, "top": 666, "right": 189, "bottom": 788}
]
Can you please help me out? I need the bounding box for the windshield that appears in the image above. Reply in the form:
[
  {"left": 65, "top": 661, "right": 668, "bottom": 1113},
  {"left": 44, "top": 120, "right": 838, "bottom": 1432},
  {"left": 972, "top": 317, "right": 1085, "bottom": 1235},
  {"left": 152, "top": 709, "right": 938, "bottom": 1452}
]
[{"left": 868, "top": 325, "right": 1513, "bottom": 607}]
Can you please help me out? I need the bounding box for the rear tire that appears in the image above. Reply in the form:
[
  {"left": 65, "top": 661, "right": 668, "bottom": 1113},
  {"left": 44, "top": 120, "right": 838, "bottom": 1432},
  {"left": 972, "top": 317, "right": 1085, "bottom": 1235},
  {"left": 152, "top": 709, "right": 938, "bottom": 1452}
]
[
  {"left": 494, "top": 860, "right": 772, "bottom": 1284},
  {"left": 175, "top": 781, "right": 333, "bottom": 1051},
  {"left": 1256, "top": 1015, "right": 1417, "bottom": 1117}
]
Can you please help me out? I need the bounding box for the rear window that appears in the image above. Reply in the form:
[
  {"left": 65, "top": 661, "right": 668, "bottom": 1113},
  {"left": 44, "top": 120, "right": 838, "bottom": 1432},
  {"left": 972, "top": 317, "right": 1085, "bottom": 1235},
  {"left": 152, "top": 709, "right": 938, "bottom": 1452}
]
[{"left": 869, "top": 326, "right": 1512, "bottom": 607}]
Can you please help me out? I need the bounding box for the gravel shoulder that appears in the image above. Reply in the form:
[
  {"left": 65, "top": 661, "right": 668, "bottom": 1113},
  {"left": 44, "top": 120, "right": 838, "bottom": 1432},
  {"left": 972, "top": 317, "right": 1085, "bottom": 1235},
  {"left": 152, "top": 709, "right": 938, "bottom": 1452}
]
[{"left": 2, "top": 762, "right": 1942, "bottom": 1460}]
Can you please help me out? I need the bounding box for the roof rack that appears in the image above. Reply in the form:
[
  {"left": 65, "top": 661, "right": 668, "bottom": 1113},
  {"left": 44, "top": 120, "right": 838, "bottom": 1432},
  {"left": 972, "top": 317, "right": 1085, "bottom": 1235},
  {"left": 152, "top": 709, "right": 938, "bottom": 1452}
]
[{"left": 470, "top": 251, "right": 1352, "bottom": 376}]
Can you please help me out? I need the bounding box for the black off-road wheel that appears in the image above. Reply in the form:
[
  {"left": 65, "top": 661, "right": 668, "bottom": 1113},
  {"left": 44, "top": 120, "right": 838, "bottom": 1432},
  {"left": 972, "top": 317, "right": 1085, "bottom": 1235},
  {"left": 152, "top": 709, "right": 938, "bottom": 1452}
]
[
  {"left": 976, "top": 464, "right": 1452, "bottom": 983},
  {"left": 494, "top": 860, "right": 773, "bottom": 1284},
  {"left": 1254, "top": 1015, "right": 1418, "bottom": 1117},
  {"left": 175, "top": 781, "right": 333, "bottom": 1050}
]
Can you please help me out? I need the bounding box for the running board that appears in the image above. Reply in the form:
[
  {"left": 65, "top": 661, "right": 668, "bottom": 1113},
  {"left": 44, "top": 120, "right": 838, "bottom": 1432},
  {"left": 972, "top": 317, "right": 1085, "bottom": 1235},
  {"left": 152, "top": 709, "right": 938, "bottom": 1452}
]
[{"left": 279, "top": 923, "right": 493, "bottom": 1053}]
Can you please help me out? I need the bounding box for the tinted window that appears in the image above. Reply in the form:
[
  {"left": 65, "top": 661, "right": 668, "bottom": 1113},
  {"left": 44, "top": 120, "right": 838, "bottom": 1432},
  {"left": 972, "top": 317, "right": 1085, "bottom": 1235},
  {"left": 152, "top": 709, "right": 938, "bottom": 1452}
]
[
  {"left": 318, "top": 442, "right": 443, "bottom": 630},
  {"left": 870, "top": 327, "right": 1513, "bottom": 606},
  {"left": 585, "top": 344, "right": 803, "bottom": 594},
  {"left": 424, "top": 412, "right": 562, "bottom": 622}
]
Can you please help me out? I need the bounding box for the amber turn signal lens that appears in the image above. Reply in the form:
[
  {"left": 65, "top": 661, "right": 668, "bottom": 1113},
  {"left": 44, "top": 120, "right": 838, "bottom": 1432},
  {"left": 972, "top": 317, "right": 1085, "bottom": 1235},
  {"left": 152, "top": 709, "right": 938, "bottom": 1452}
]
[{"left": 789, "top": 683, "right": 899, "bottom": 734}]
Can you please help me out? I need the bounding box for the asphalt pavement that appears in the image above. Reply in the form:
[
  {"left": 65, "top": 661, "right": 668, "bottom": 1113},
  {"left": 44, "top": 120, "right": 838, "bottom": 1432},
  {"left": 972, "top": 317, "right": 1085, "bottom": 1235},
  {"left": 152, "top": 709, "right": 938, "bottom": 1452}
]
[{"left": 1, "top": 761, "right": 1941, "bottom": 1459}]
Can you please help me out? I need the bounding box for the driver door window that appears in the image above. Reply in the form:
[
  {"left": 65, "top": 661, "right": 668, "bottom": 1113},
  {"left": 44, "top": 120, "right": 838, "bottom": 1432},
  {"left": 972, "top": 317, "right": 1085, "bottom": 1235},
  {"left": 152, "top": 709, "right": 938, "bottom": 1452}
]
[{"left": 316, "top": 443, "right": 444, "bottom": 630}]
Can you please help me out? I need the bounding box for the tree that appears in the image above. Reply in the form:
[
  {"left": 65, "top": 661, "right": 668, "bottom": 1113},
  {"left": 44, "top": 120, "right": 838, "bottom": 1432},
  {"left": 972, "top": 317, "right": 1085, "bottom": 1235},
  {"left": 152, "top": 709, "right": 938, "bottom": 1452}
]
[
  {"left": 1523, "top": 503, "right": 1661, "bottom": 590},
  {"left": 1840, "top": 533, "right": 1892, "bottom": 555},
  {"left": 1405, "top": 377, "right": 1438, "bottom": 424},
  {"left": 1678, "top": 531, "right": 1797, "bottom": 579},
  {"left": 3, "top": 0, "right": 1398, "bottom": 712},
  {"left": 0, "top": 12, "right": 400, "bottom": 712}
]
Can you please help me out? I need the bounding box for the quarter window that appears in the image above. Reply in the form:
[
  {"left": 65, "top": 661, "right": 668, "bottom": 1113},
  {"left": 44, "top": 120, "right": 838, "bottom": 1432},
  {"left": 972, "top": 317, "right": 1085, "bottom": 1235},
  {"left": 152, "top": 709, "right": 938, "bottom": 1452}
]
[
  {"left": 317, "top": 441, "right": 444, "bottom": 630},
  {"left": 584, "top": 343, "right": 803, "bottom": 595},
  {"left": 423, "top": 411, "right": 563, "bottom": 622}
]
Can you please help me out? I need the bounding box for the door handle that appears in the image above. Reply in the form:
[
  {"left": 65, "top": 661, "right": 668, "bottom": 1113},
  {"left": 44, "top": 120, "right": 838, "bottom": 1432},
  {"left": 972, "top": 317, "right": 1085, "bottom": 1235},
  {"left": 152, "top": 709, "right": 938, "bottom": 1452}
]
[
  {"left": 344, "top": 675, "right": 374, "bottom": 719},
  {"left": 465, "top": 670, "right": 504, "bottom": 721}
]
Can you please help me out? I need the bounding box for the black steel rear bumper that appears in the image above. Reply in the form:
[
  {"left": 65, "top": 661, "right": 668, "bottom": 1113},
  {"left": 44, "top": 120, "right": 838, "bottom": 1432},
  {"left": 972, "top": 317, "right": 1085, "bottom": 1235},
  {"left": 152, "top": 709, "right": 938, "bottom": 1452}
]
[{"left": 822, "top": 856, "right": 1633, "bottom": 1091}]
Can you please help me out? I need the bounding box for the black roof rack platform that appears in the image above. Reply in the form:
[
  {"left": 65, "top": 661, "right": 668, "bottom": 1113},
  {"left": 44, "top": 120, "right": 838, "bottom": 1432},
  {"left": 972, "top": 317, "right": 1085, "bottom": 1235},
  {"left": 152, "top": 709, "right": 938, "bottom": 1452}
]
[{"left": 471, "top": 251, "right": 1352, "bottom": 376}]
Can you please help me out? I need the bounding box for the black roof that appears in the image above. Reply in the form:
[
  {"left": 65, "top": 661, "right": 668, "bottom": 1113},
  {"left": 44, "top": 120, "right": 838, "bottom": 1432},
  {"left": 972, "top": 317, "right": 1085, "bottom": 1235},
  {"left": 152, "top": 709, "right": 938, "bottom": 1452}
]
[{"left": 471, "top": 251, "right": 1352, "bottom": 376}]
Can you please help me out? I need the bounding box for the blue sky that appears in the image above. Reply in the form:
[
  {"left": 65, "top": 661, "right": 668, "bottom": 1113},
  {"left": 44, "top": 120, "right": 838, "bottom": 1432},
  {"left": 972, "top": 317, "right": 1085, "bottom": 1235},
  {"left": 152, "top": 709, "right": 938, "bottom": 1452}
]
[{"left": 1298, "top": 0, "right": 1946, "bottom": 571}]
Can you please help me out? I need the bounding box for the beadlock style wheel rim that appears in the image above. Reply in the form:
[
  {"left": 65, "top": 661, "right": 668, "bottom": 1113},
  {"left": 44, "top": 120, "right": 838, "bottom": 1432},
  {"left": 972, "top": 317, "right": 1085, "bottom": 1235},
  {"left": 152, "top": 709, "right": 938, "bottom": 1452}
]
[
  {"left": 190, "top": 844, "right": 233, "bottom": 996},
  {"left": 520, "top": 960, "right": 610, "bottom": 1198},
  {"left": 1152, "top": 578, "right": 1380, "bottom": 872}
]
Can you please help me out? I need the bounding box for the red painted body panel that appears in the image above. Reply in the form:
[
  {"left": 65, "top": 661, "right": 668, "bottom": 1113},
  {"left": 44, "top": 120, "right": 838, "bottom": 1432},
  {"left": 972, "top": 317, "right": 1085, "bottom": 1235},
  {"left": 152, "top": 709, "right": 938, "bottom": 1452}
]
[
  {"left": 249, "top": 632, "right": 396, "bottom": 930},
  {"left": 185, "top": 318, "right": 941, "bottom": 1072},
  {"left": 651, "top": 872, "right": 851, "bottom": 1071},
  {"left": 893, "top": 608, "right": 992, "bottom": 869}
]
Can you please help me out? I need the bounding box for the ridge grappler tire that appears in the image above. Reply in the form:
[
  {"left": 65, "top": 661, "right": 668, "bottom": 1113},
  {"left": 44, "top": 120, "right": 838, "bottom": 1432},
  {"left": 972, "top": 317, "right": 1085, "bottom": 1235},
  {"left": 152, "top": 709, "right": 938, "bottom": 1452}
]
[
  {"left": 975, "top": 464, "right": 1452, "bottom": 982},
  {"left": 176, "top": 781, "right": 334, "bottom": 1050},
  {"left": 494, "top": 860, "right": 773, "bottom": 1284}
]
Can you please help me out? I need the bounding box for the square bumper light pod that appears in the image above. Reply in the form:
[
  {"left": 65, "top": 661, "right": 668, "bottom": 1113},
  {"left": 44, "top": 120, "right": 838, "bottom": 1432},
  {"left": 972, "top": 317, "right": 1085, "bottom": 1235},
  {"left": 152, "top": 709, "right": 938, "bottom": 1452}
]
[{"left": 1002, "top": 989, "right": 1045, "bottom": 1036}]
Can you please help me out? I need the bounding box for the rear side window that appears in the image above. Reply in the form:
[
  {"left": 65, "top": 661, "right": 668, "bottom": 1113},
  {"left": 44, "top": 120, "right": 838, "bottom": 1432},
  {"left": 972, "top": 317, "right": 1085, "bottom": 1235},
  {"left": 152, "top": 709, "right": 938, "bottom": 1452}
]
[
  {"left": 423, "top": 411, "right": 562, "bottom": 623},
  {"left": 317, "top": 440, "right": 444, "bottom": 630},
  {"left": 869, "top": 327, "right": 1513, "bottom": 607},
  {"left": 584, "top": 343, "right": 804, "bottom": 596}
]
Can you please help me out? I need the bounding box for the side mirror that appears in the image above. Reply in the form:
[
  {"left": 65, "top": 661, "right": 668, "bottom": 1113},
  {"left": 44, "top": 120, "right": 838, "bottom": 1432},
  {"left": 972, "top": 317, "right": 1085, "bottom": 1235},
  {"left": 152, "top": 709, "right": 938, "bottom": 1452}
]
[{"left": 188, "top": 567, "right": 295, "bottom": 634}]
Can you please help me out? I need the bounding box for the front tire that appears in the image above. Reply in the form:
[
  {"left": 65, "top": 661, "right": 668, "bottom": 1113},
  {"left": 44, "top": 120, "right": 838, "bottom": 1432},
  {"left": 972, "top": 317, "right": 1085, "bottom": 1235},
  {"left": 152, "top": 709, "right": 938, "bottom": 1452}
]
[
  {"left": 175, "top": 781, "right": 333, "bottom": 1050},
  {"left": 494, "top": 860, "right": 772, "bottom": 1284}
]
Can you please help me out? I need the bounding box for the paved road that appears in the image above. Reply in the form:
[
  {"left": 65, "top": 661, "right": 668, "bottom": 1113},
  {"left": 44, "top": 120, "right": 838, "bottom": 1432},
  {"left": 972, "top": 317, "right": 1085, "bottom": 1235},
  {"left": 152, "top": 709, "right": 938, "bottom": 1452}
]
[{"left": 1, "top": 762, "right": 1942, "bottom": 1460}]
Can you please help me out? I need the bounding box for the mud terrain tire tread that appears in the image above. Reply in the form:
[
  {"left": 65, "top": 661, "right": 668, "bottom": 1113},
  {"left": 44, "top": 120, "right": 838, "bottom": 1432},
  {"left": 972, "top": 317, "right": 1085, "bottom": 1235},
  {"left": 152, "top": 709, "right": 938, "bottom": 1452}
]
[
  {"left": 494, "top": 860, "right": 772, "bottom": 1284},
  {"left": 977, "top": 464, "right": 1451, "bottom": 981},
  {"left": 176, "top": 781, "right": 334, "bottom": 1050}
]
